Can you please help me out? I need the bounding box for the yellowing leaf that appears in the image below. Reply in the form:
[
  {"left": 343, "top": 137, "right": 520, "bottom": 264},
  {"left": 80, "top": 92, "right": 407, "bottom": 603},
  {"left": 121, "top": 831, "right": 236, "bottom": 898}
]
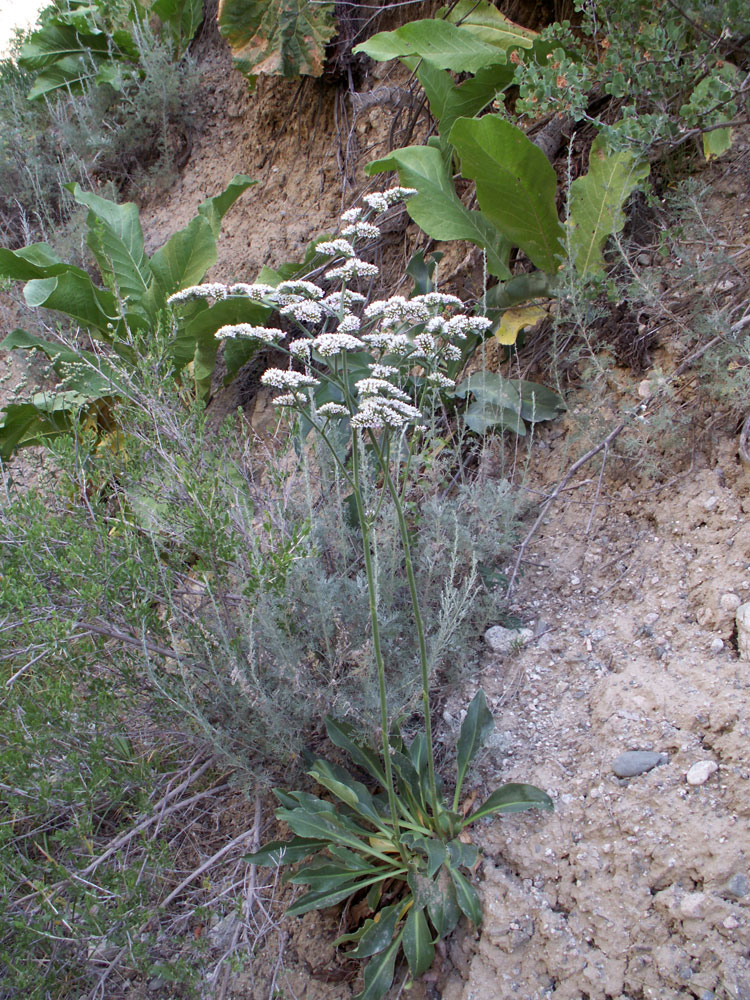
[
  {"left": 495, "top": 304, "right": 548, "bottom": 345},
  {"left": 703, "top": 127, "right": 733, "bottom": 161}
]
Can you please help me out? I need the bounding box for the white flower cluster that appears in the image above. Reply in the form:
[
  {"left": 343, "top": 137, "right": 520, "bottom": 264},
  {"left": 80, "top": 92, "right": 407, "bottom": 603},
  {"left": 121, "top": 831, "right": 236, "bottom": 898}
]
[
  {"left": 288, "top": 338, "right": 312, "bottom": 359},
  {"left": 228, "top": 282, "right": 276, "bottom": 300},
  {"left": 336, "top": 313, "right": 361, "bottom": 333},
  {"left": 317, "top": 402, "right": 350, "bottom": 418},
  {"left": 340, "top": 207, "right": 363, "bottom": 223},
  {"left": 341, "top": 221, "right": 381, "bottom": 241},
  {"left": 315, "top": 239, "right": 356, "bottom": 258},
  {"left": 351, "top": 374, "right": 423, "bottom": 430},
  {"left": 362, "top": 187, "right": 418, "bottom": 213},
  {"left": 313, "top": 332, "right": 366, "bottom": 356},
  {"left": 322, "top": 290, "right": 366, "bottom": 314},
  {"left": 280, "top": 300, "right": 325, "bottom": 324},
  {"left": 364, "top": 296, "right": 429, "bottom": 326},
  {"left": 168, "top": 282, "right": 228, "bottom": 304},
  {"left": 261, "top": 369, "right": 320, "bottom": 390},
  {"left": 215, "top": 324, "right": 285, "bottom": 343},
  {"left": 326, "top": 258, "right": 380, "bottom": 281}
]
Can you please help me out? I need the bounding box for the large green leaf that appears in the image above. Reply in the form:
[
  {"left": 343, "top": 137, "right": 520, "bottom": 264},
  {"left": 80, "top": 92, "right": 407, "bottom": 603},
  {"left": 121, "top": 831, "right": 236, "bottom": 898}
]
[
  {"left": 0, "top": 393, "right": 82, "bottom": 461},
  {"left": 354, "top": 19, "right": 510, "bottom": 73},
  {"left": 151, "top": 0, "right": 203, "bottom": 55},
  {"left": 291, "top": 859, "right": 383, "bottom": 893},
  {"left": 18, "top": 20, "right": 133, "bottom": 100},
  {"left": 0, "top": 329, "right": 119, "bottom": 396},
  {"left": 367, "top": 143, "right": 511, "bottom": 279},
  {"left": 355, "top": 933, "right": 403, "bottom": 1000},
  {"left": 403, "top": 905, "right": 434, "bottom": 977},
  {"left": 197, "top": 175, "right": 257, "bottom": 239},
  {"left": 286, "top": 876, "right": 387, "bottom": 918},
  {"left": 325, "top": 717, "right": 387, "bottom": 787},
  {"left": 0, "top": 244, "right": 85, "bottom": 282},
  {"left": 455, "top": 690, "right": 494, "bottom": 804},
  {"left": 568, "top": 134, "right": 650, "bottom": 277},
  {"left": 437, "top": 0, "right": 536, "bottom": 50},
  {"left": 244, "top": 837, "right": 325, "bottom": 867},
  {"left": 346, "top": 903, "right": 402, "bottom": 960},
  {"left": 417, "top": 59, "right": 514, "bottom": 137},
  {"left": 450, "top": 115, "right": 565, "bottom": 273},
  {"left": 467, "top": 783, "right": 553, "bottom": 823},
  {"left": 447, "top": 866, "right": 482, "bottom": 926},
  {"left": 148, "top": 216, "right": 218, "bottom": 304},
  {"left": 23, "top": 272, "right": 120, "bottom": 337},
  {"left": 307, "top": 758, "right": 387, "bottom": 829},
  {"left": 218, "top": 0, "right": 336, "bottom": 78},
  {"left": 67, "top": 184, "right": 152, "bottom": 318}
]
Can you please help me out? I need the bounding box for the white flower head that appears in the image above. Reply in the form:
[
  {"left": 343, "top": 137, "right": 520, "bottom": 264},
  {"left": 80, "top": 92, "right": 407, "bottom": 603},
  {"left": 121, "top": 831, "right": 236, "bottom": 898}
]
[
  {"left": 341, "top": 221, "right": 381, "bottom": 241},
  {"left": 382, "top": 186, "right": 418, "bottom": 205},
  {"left": 340, "top": 207, "right": 364, "bottom": 223},
  {"left": 168, "top": 282, "right": 228, "bottom": 304},
  {"left": 322, "top": 290, "right": 367, "bottom": 314},
  {"left": 362, "top": 192, "right": 389, "bottom": 213},
  {"left": 413, "top": 332, "right": 437, "bottom": 357},
  {"left": 326, "top": 258, "right": 380, "bottom": 281},
  {"left": 413, "top": 292, "right": 463, "bottom": 309},
  {"left": 443, "top": 344, "right": 462, "bottom": 361},
  {"left": 215, "top": 324, "right": 285, "bottom": 343},
  {"left": 425, "top": 317, "right": 447, "bottom": 335},
  {"left": 228, "top": 282, "right": 276, "bottom": 300},
  {"left": 315, "top": 239, "right": 356, "bottom": 258},
  {"left": 313, "top": 333, "right": 366, "bottom": 356},
  {"left": 273, "top": 392, "right": 307, "bottom": 407},
  {"left": 288, "top": 338, "right": 312, "bottom": 359},
  {"left": 317, "top": 402, "right": 350, "bottom": 418},
  {"left": 261, "top": 368, "right": 320, "bottom": 390},
  {"left": 280, "top": 300, "right": 325, "bottom": 324},
  {"left": 425, "top": 372, "right": 456, "bottom": 390},
  {"left": 275, "top": 280, "right": 324, "bottom": 299},
  {"left": 337, "top": 313, "right": 361, "bottom": 333},
  {"left": 369, "top": 364, "right": 399, "bottom": 378},
  {"left": 354, "top": 377, "right": 412, "bottom": 403}
]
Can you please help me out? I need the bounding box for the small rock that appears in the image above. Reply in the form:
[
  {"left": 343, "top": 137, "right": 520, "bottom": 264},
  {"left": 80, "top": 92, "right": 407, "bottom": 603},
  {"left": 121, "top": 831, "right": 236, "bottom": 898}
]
[
  {"left": 710, "top": 637, "right": 725, "bottom": 654},
  {"left": 737, "top": 603, "right": 750, "bottom": 660},
  {"left": 722, "top": 873, "right": 748, "bottom": 899},
  {"left": 612, "top": 751, "right": 668, "bottom": 778},
  {"left": 148, "top": 979, "right": 167, "bottom": 992},
  {"left": 638, "top": 379, "right": 652, "bottom": 399},
  {"left": 637, "top": 252, "right": 652, "bottom": 266},
  {"left": 484, "top": 625, "right": 533, "bottom": 654},
  {"left": 720, "top": 592, "right": 741, "bottom": 612},
  {"left": 570, "top": 575, "right": 581, "bottom": 586},
  {"left": 724, "top": 915, "right": 740, "bottom": 930},
  {"left": 704, "top": 495, "right": 718, "bottom": 511},
  {"left": 700, "top": 992, "right": 715, "bottom": 1000},
  {"left": 686, "top": 760, "right": 718, "bottom": 785},
  {"left": 680, "top": 892, "right": 707, "bottom": 919}
]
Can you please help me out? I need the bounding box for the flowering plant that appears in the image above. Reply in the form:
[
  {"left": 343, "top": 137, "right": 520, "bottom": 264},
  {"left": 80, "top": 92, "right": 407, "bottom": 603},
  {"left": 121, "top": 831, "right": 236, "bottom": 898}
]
[{"left": 171, "top": 188, "right": 552, "bottom": 998}]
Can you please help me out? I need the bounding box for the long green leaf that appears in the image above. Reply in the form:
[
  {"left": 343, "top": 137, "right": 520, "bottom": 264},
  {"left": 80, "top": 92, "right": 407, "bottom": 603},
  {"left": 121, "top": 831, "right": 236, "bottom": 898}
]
[
  {"left": 286, "top": 875, "right": 388, "bottom": 918},
  {"left": 0, "top": 394, "right": 81, "bottom": 461},
  {"left": 244, "top": 837, "right": 325, "bottom": 867},
  {"left": 276, "top": 806, "right": 388, "bottom": 860},
  {"left": 197, "top": 175, "right": 256, "bottom": 239},
  {"left": 466, "top": 783, "right": 553, "bottom": 824},
  {"left": 324, "top": 717, "right": 387, "bottom": 787},
  {"left": 447, "top": 866, "right": 482, "bottom": 926},
  {"left": 425, "top": 867, "right": 461, "bottom": 939},
  {"left": 347, "top": 903, "right": 402, "bottom": 959},
  {"left": 307, "top": 758, "right": 388, "bottom": 829},
  {"left": 151, "top": 0, "right": 203, "bottom": 55},
  {"left": 449, "top": 115, "right": 565, "bottom": 273},
  {"left": 417, "top": 59, "right": 514, "bottom": 137},
  {"left": 437, "top": 0, "right": 536, "bottom": 50},
  {"left": 67, "top": 184, "right": 152, "bottom": 317},
  {"left": 455, "top": 691, "right": 494, "bottom": 807},
  {"left": 354, "top": 933, "right": 403, "bottom": 1000},
  {"left": 291, "top": 860, "right": 383, "bottom": 893},
  {"left": 568, "top": 134, "right": 650, "bottom": 277},
  {"left": 149, "top": 216, "right": 217, "bottom": 302},
  {"left": 23, "top": 273, "right": 120, "bottom": 337},
  {"left": 402, "top": 906, "right": 435, "bottom": 977},
  {"left": 0, "top": 244, "right": 85, "bottom": 282},
  {"left": 354, "top": 19, "right": 509, "bottom": 73},
  {"left": 367, "top": 143, "right": 511, "bottom": 279}
]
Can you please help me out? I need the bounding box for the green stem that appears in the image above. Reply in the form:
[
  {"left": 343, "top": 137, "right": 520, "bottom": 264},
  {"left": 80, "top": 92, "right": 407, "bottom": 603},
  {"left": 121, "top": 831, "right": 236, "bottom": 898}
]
[
  {"left": 368, "top": 432, "right": 440, "bottom": 821},
  {"left": 350, "top": 432, "right": 406, "bottom": 860}
]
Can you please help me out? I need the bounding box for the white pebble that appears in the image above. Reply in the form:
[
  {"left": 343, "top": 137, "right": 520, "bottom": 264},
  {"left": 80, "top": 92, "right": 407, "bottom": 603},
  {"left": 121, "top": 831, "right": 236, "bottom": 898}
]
[
  {"left": 686, "top": 760, "right": 718, "bottom": 786},
  {"left": 710, "top": 637, "right": 724, "bottom": 654},
  {"left": 720, "top": 593, "right": 741, "bottom": 612}
]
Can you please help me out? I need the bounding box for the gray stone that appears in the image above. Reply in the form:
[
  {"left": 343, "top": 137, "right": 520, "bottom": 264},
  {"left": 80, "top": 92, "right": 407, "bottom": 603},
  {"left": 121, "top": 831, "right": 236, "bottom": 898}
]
[
  {"left": 722, "top": 873, "right": 749, "bottom": 899},
  {"left": 612, "top": 751, "right": 668, "bottom": 778},
  {"left": 710, "top": 637, "right": 724, "bottom": 654},
  {"left": 484, "top": 625, "right": 533, "bottom": 654}
]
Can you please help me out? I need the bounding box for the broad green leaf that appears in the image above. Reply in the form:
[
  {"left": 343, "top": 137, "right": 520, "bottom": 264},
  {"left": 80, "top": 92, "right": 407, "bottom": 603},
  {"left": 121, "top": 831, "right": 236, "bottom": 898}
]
[
  {"left": 568, "top": 134, "right": 649, "bottom": 277},
  {"left": 407, "top": 732, "right": 428, "bottom": 780},
  {"left": 437, "top": 0, "right": 536, "bottom": 51},
  {"left": 455, "top": 691, "right": 494, "bottom": 804},
  {"left": 484, "top": 271, "right": 556, "bottom": 313},
  {"left": 325, "top": 717, "right": 387, "bottom": 787},
  {"left": 149, "top": 215, "right": 218, "bottom": 302},
  {"left": 446, "top": 838, "right": 479, "bottom": 870},
  {"left": 197, "top": 174, "right": 256, "bottom": 239},
  {"left": 0, "top": 393, "right": 81, "bottom": 461},
  {"left": 218, "top": 0, "right": 336, "bottom": 78},
  {"left": 401, "top": 833, "right": 446, "bottom": 879},
  {"left": 403, "top": 906, "right": 435, "bottom": 977},
  {"left": 450, "top": 115, "right": 565, "bottom": 272},
  {"left": 454, "top": 372, "right": 521, "bottom": 409},
  {"left": 425, "top": 867, "right": 461, "bottom": 939},
  {"left": 347, "top": 903, "right": 402, "bottom": 959},
  {"left": 291, "top": 859, "right": 382, "bottom": 893},
  {"left": 495, "top": 304, "right": 548, "bottom": 346},
  {"left": 703, "top": 128, "right": 733, "bottom": 161},
  {"left": 516, "top": 380, "right": 564, "bottom": 423},
  {"left": 286, "top": 876, "right": 386, "bottom": 917},
  {"left": 354, "top": 19, "right": 509, "bottom": 73},
  {"left": 466, "top": 782, "right": 553, "bottom": 824},
  {"left": 0, "top": 244, "right": 85, "bottom": 282},
  {"left": 244, "top": 837, "right": 325, "bottom": 867},
  {"left": 152, "top": 0, "right": 203, "bottom": 55},
  {"left": 464, "top": 400, "right": 525, "bottom": 435},
  {"left": 355, "top": 933, "right": 403, "bottom": 1000},
  {"left": 0, "top": 328, "right": 119, "bottom": 396},
  {"left": 276, "top": 806, "right": 386, "bottom": 859},
  {"left": 447, "top": 866, "right": 482, "bottom": 926},
  {"left": 417, "top": 59, "right": 514, "bottom": 137},
  {"left": 23, "top": 272, "right": 120, "bottom": 337},
  {"left": 367, "top": 144, "right": 511, "bottom": 279},
  {"left": 67, "top": 184, "right": 152, "bottom": 316}
]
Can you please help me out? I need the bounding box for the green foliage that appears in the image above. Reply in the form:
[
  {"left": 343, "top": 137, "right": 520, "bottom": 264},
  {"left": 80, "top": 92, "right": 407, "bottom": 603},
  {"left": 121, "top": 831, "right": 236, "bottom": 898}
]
[
  {"left": 218, "top": 0, "right": 337, "bottom": 78},
  {"left": 248, "top": 699, "right": 552, "bottom": 1000},
  {"left": 0, "top": 175, "right": 257, "bottom": 458},
  {"left": 18, "top": 0, "right": 202, "bottom": 100},
  {"left": 454, "top": 373, "right": 565, "bottom": 436}
]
